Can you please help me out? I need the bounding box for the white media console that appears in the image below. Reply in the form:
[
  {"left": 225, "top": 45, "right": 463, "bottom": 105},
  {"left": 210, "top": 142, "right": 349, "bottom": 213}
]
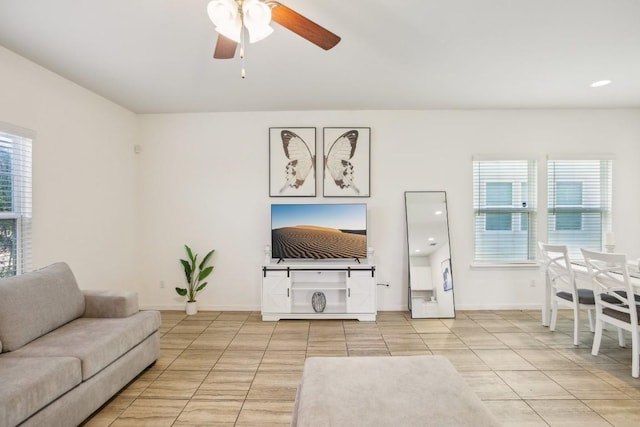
[{"left": 261, "top": 263, "right": 377, "bottom": 321}]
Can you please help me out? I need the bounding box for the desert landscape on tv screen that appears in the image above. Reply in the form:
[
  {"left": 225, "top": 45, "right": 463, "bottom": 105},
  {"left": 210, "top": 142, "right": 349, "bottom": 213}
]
[{"left": 271, "top": 204, "right": 366, "bottom": 259}]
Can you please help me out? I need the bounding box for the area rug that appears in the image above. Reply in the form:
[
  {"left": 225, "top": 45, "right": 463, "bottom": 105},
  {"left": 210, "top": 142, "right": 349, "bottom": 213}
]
[{"left": 291, "top": 355, "right": 500, "bottom": 427}]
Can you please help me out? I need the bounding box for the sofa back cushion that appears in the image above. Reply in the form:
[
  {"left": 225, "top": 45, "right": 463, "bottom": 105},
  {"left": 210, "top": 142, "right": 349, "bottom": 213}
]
[{"left": 0, "top": 262, "right": 85, "bottom": 352}]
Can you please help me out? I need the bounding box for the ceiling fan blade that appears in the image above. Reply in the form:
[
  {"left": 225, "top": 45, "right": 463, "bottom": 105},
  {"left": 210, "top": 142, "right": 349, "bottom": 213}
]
[
  {"left": 213, "top": 34, "right": 237, "bottom": 59},
  {"left": 268, "top": 1, "right": 341, "bottom": 50}
]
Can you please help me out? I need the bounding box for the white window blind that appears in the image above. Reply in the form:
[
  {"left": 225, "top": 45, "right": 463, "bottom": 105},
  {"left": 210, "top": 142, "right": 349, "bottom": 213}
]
[
  {"left": 0, "top": 130, "right": 32, "bottom": 277},
  {"left": 547, "top": 159, "right": 612, "bottom": 258},
  {"left": 473, "top": 159, "right": 537, "bottom": 263}
]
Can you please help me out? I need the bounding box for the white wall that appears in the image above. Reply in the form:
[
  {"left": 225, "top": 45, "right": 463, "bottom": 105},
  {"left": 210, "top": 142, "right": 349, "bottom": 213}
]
[
  {"left": 0, "top": 46, "right": 139, "bottom": 290},
  {"left": 3, "top": 45, "right": 640, "bottom": 311},
  {"left": 137, "top": 109, "right": 640, "bottom": 311}
]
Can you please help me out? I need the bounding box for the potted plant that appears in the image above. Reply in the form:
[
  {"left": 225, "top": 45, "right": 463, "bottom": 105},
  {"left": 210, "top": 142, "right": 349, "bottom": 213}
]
[{"left": 175, "top": 244, "right": 215, "bottom": 315}]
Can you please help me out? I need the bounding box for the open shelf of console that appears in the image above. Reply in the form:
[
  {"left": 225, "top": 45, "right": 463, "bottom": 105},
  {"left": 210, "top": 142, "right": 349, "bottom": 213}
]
[{"left": 261, "top": 264, "right": 376, "bottom": 321}]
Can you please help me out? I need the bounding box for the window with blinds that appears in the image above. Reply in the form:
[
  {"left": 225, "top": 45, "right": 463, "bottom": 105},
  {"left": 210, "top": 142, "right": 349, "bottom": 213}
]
[
  {"left": 0, "top": 129, "right": 32, "bottom": 277},
  {"left": 473, "top": 159, "right": 537, "bottom": 263},
  {"left": 547, "top": 158, "right": 612, "bottom": 258}
]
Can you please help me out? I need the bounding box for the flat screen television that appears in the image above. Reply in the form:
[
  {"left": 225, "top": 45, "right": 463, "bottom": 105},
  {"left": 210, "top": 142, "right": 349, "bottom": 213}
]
[{"left": 271, "top": 203, "right": 367, "bottom": 260}]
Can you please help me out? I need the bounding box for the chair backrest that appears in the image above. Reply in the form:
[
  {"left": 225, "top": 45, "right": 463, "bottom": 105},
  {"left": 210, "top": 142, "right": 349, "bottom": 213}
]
[
  {"left": 581, "top": 248, "right": 638, "bottom": 324},
  {"left": 538, "top": 242, "right": 576, "bottom": 294}
]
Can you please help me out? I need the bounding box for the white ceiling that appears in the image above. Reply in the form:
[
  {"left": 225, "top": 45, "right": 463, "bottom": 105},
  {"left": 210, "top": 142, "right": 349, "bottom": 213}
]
[{"left": 1, "top": 0, "right": 639, "bottom": 114}]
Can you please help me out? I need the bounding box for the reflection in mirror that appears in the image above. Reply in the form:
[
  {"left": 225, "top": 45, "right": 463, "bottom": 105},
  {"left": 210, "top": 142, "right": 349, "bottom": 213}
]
[{"left": 405, "top": 191, "right": 455, "bottom": 318}]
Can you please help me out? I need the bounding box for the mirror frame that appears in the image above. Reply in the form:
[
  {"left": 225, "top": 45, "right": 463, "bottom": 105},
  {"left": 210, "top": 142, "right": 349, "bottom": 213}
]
[{"left": 404, "top": 191, "right": 456, "bottom": 318}]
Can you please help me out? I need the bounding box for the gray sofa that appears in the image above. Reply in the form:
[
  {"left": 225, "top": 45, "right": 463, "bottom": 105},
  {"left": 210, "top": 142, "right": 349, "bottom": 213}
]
[{"left": 0, "top": 262, "right": 161, "bottom": 427}]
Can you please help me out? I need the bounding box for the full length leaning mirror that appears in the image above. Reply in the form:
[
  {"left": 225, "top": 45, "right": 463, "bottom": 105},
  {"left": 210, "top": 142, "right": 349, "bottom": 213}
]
[{"left": 405, "top": 191, "right": 455, "bottom": 318}]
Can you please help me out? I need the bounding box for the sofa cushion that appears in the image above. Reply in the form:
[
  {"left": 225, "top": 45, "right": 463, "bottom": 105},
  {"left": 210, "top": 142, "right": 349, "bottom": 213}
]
[
  {"left": 82, "top": 290, "right": 139, "bottom": 318},
  {"left": 5, "top": 311, "right": 161, "bottom": 380},
  {"left": 0, "top": 356, "right": 82, "bottom": 427},
  {"left": 0, "top": 262, "right": 85, "bottom": 352}
]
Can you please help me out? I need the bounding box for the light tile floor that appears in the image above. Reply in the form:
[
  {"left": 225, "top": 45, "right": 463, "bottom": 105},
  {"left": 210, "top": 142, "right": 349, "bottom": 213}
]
[{"left": 83, "top": 310, "right": 640, "bottom": 426}]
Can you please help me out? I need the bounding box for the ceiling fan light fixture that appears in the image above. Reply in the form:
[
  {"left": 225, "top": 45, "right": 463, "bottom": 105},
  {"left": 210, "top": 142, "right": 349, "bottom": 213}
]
[
  {"left": 207, "top": 0, "right": 238, "bottom": 25},
  {"left": 214, "top": 24, "right": 242, "bottom": 43},
  {"left": 208, "top": 0, "right": 242, "bottom": 42},
  {"left": 247, "top": 24, "right": 274, "bottom": 43},
  {"left": 243, "top": 0, "right": 274, "bottom": 43}
]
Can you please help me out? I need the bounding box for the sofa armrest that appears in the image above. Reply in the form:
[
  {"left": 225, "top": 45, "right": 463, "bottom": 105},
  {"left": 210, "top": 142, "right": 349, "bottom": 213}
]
[{"left": 82, "top": 290, "right": 139, "bottom": 318}]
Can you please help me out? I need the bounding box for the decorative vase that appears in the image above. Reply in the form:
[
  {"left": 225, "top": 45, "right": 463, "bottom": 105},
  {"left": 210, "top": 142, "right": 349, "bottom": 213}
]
[
  {"left": 311, "top": 291, "right": 326, "bottom": 313},
  {"left": 186, "top": 301, "right": 198, "bottom": 315}
]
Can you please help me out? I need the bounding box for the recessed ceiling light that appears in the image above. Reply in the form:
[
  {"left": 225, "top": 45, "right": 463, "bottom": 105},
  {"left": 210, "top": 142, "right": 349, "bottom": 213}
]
[
  {"left": 415, "top": 249, "right": 421, "bottom": 253},
  {"left": 434, "top": 210, "right": 443, "bottom": 215},
  {"left": 590, "top": 80, "right": 612, "bottom": 88},
  {"left": 428, "top": 237, "right": 435, "bottom": 241}
]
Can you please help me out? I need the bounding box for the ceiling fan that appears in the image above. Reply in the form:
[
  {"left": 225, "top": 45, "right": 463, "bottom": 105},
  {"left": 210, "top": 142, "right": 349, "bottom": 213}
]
[{"left": 207, "top": 0, "right": 341, "bottom": 63}]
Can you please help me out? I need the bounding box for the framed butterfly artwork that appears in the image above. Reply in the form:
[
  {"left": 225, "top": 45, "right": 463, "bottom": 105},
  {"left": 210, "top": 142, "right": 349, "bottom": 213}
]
[
  {"left": 323, "top": 127, "right": 371, "bottom": 197},
  {"left": 269, "top": 127, "right": 317, "bottom": 197}
]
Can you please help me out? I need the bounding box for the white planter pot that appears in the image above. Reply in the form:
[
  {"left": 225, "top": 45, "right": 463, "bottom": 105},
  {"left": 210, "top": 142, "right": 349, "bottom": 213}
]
[{"left": 186, "top": 301, "right": 198, "bottom": 315}]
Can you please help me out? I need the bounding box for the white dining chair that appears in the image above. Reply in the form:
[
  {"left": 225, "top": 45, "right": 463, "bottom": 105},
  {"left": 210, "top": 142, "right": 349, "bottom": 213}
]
[
  {"left": 582, "top": 248, "right": 640, "bottom": 378},
  {"left": 539, "top": 242, "right": 595, "bottom": 346}
]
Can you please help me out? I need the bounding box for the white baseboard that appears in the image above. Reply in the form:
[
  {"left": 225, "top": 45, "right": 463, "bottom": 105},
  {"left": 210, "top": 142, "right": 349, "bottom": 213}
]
[
  {"left": 378, "top": 305, "right": 408, "bottom": 311},
  {"left": 454, "top": 303, "right": 542, "bottom": 311},
  {"left": 139, "top": 304, "right": 261, "bottom": 311},
  {"left": 139, "top": 304, "right": 543, "bottom": 312}
]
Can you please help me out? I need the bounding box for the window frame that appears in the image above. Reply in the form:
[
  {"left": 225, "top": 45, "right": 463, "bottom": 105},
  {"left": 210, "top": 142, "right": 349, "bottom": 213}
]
[
  {"left": 546, "top": 157, "right": 613, "bottom": 258},
  {"left": 0, "top": 124, "right": 33, "bottom": 277},
  {"left": 472, "top": 158, "right": 537, "bottom": 264}
]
